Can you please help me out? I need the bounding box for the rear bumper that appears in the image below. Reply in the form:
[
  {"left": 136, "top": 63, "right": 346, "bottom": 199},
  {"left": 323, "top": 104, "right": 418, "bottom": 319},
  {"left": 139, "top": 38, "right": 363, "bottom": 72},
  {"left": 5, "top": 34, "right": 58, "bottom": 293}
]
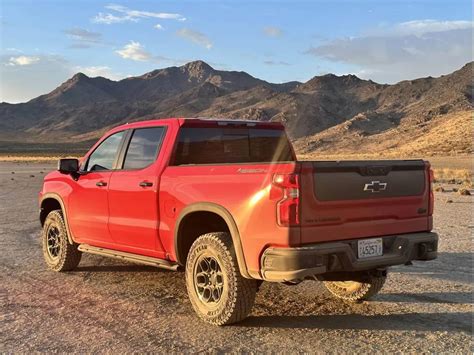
[{"left": 260, "top": 232, "right": 438, "bottom": 282}]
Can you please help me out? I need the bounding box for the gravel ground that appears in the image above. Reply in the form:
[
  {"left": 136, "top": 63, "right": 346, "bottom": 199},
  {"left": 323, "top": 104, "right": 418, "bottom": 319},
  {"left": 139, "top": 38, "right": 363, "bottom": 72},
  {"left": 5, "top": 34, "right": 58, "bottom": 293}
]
[{"left": 1, "top": 162, "right": 472, "bottom": 353}]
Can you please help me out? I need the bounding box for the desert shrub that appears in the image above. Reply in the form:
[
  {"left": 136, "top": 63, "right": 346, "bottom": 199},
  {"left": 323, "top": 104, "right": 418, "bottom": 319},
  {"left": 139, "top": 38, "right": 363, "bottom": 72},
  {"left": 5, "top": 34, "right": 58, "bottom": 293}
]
[{"left": 433, "top": 168, "right": 472, "bottom": 186}]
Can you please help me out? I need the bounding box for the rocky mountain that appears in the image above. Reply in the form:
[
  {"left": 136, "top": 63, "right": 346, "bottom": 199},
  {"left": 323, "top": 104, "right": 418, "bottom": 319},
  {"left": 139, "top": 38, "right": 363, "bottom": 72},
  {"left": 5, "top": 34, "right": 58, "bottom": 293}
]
[{"left": 0, "top": 60, "right": 472, "bottom": 156}]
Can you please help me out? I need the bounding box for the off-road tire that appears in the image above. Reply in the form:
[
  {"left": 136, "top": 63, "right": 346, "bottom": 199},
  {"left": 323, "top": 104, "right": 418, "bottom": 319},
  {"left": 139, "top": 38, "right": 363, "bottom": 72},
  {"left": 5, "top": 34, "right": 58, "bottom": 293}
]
[
  {"left": 42, "top": 210, "right": 81, "bottom": 271},
  {"left": 185, "top": 232, "right": 257, "bottom": 325},
  {"left": 323, "top": 274, "right": 387, "bottom": 302}
]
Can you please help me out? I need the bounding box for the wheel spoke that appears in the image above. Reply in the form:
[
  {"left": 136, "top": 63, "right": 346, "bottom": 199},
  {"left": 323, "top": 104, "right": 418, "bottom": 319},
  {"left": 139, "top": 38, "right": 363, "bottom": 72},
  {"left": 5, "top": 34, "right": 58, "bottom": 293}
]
[
  {"left": 195, "top": 272, "right": 208, "bottom": 287},
  {"left": 46, "top": 225, "right": 61, "bottom": 259},
  {"left": 202, "top": 287, "right": 212, "bottom": 302},
  {"left": 209, "top": 258, "right": 218, "bottom": 271},
  {"left": 215, "top": 272, "right": 224, "bottom": 286},
  {"left": 199, "top": 258, "right": 211, "bottom": 272},
  {"left": 212, "top": 288, "right": 220, "bottom": 302},
  {"left": 194, "top": 255, "right": 224, "bottom": 304}
]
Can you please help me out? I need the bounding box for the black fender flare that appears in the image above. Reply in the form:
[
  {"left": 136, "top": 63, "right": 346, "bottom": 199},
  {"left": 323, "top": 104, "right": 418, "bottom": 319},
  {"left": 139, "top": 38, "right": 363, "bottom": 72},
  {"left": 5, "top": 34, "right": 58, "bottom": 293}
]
[
  {"left": 174, "top": 202, "right": 251, "bottom": 279},
  {"left": 40, "top": 193, "right": 75, "bottom": 245}
]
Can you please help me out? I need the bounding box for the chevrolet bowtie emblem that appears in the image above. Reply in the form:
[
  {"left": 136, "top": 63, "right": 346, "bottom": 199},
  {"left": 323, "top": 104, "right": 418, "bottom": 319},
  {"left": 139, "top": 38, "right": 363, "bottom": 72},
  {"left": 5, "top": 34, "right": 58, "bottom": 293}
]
[{"left": 364, "top": 181, "right": 387, "bottom": 193}]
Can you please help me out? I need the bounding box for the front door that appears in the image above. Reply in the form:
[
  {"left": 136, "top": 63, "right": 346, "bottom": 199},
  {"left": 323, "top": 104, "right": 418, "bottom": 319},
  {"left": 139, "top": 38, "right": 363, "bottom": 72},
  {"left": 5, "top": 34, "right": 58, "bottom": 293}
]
[
  {"left": 68, "top": 130, "right": 126, "bottom": 245},
  {"left": 108, "top": 126, "right": 167, "bottom": 254}
]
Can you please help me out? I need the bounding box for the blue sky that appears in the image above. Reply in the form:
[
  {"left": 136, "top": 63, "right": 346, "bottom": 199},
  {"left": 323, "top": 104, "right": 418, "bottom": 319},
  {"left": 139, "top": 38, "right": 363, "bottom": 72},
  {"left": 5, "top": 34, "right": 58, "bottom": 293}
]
[{"left": 0, "top": 0, "right": 472, "bottom": 103}]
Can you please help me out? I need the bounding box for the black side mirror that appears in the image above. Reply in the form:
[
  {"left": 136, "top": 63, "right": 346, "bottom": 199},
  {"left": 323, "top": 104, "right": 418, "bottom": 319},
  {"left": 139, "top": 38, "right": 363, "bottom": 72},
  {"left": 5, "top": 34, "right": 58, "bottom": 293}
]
[{"left": 58, "top": 158, "right": 79, "bottom": 174}]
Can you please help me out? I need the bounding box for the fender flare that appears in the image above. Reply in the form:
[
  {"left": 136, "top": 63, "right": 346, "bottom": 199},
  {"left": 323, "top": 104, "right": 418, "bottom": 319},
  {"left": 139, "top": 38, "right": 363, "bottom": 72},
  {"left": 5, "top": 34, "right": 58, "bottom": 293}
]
[
  {"left": 174, "top": 202, "right": 251, "bottom": 279},
  {"left": 40, "top": 193, "right": 75, "bottom": 245}
]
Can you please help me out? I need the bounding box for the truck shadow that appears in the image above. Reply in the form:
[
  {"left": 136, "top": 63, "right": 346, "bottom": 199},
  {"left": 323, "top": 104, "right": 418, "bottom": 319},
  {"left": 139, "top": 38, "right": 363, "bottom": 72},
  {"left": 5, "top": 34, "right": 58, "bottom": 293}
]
[
  {"left": 241, "top": 312, "right": 472, "bottom": 333},
  {"left": 377, "top": 292, "right": 472, "bottom": 304},
  {"left": 391, "top": 252, "right": 472, "bottom": 283},
  {"left": 74, "top": 264, "right": 170, "bottom": 273}
]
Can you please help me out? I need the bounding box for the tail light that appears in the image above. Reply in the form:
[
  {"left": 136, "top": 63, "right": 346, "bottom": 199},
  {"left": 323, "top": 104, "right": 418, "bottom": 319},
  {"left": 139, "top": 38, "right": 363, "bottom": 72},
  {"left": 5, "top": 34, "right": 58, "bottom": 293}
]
[
  {"left": 428, "top": 168, "right": 434, "bottom": 215},
  {"left": 272, "top": 173, "right": 300, "bottom": 226}
]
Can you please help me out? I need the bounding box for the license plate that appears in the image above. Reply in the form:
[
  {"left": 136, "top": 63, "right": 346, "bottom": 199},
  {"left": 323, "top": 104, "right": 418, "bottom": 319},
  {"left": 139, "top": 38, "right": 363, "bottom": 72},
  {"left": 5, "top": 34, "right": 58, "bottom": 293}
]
[{"left": 358, "top": 238, "right": 383, "bottom": 259}]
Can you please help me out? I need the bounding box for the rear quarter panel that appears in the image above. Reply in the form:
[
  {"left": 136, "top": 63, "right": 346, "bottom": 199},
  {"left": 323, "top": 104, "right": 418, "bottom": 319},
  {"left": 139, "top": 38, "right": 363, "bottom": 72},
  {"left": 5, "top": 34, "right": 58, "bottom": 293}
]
[{"left": 159, "top": 163, "right": 298, "bottom": 274}]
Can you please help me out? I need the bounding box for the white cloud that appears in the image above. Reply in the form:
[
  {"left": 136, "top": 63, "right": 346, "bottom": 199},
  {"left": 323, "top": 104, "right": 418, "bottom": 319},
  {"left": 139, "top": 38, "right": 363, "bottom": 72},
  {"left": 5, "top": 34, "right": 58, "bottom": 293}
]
[
  {"left": 154, "top": 24, "right": 164, "bottom": 30},
  {"left": 1, "top": 55, "right": 72, "bottom": 103},
  {"left": 176, "top": 28, "right": 212, "bottom": 49},
  {"left": 305, "top": 19, "right": 473, "bottom": 83},
  {"left": 74, "top": 66, "right": 123, "bottom": 80},
  {"left": 93, "top": 4, "right": 185, "bottom": 24},
  {"left": 93, "top": 12, "right": 131, "bottom": 24},
  {"left": 263, "top": 26, "right": 283, "bottom": 38},
  {"left": 114, "top": 41, "right": 185, "bottom": 64},
  {"left": 264, "top": 60, "right": 290, "bottom": 66},
  {"left": 115, "top": 41, "right": 152, "bottom": 61},
  {"left": 64, "top": 28, "right": 102, "bottom": 48},
  {"left": 64, "top": 28, "right": 101, "bottom": 42},
  {"left": 393, "top": 19, "right": 473, "bottom": 36},
  {"left": 7, "top": 55, "right": 40, "bottom": 66}
]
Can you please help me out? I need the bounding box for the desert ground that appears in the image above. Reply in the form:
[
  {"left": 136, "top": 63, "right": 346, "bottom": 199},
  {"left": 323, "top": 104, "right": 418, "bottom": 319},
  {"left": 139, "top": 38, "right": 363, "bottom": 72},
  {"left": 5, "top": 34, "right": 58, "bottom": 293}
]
[{"left": 0, "top": 161, "right": 472, "bottom": 353}]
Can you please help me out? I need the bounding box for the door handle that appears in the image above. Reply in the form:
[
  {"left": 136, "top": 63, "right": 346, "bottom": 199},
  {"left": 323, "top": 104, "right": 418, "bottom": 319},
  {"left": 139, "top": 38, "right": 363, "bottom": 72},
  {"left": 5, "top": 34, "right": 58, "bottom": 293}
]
[
  {"left": 96, "top": 181, "right": 107, "bottom": 187},
  {"left": 139, "top": 181, "right": 153, "bottom": 187}
]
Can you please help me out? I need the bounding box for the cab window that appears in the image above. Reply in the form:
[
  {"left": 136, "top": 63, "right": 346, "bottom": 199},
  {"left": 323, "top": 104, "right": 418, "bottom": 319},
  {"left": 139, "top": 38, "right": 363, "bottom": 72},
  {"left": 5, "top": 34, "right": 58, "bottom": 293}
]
[
  {"left": 85, "top": 131, "right": 125, "bottom": 172},
  {"left": 122, "top": 127, "right": 166, "bottom": 170}
]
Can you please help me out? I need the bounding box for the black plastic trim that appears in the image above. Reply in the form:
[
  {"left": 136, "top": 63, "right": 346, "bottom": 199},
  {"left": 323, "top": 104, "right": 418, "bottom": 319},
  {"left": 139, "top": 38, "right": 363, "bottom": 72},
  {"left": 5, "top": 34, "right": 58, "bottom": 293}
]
[
  {"left": 260, "top": 232, "right": 438, "bottom": 282},
  {"left": 39, "top": 193, "right": 75, "bottom": 244},
  {"left": 174, "top": 202, "right": 251, "bottom": 278}
]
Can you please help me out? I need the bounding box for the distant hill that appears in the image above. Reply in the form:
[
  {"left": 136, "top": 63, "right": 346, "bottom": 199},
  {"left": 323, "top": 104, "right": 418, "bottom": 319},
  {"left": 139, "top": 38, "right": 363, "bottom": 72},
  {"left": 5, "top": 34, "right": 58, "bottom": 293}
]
[{"left": 0, "top": 60, "right": 472, "bottom": 156}]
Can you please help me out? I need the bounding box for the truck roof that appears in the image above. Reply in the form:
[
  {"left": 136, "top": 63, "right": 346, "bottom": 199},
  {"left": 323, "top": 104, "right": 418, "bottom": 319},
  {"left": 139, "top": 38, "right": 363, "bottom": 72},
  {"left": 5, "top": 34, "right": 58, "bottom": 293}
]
[{"left": 112, "top": 117, "right": 285, "bottom": 131}]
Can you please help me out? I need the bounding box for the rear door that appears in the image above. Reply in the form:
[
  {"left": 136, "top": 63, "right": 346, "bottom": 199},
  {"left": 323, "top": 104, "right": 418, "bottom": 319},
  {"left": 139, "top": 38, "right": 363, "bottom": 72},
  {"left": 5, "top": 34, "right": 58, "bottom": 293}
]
[
  {"left": 107, "top": 126, "right": 167, "bottom": 254},
  {"left": 299, "top": 160, "right": 431, "bottom": 244}
]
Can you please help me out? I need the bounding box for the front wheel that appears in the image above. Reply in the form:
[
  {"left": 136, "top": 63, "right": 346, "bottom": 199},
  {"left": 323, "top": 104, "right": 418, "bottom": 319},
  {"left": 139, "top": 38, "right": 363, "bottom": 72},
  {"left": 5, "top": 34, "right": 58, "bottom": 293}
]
[
  {"left": 42, "top": 210, "right": 82, "bottom": 272},
  {"left": 185, "top": 232, "right": 257, "bottom": 325},
  {"left": 323, "top": 274, "right": 387, "bottom": 302}
]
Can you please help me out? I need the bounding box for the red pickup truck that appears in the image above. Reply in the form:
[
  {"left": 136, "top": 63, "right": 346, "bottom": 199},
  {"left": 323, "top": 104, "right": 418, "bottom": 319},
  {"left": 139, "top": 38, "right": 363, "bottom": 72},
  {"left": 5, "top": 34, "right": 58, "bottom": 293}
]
[{"left": 39, "top": 118, "right": 438, "bottom": 325}]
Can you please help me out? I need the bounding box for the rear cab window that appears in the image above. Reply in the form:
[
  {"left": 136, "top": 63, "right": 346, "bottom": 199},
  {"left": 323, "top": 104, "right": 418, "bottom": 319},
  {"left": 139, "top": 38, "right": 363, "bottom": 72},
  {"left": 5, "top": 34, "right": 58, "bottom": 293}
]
[
  {"left": 173, "top": 126, "right": 295, "bottom": 165},
  {"left": 122, "top": 127, "right": 166, "bottom": 170}
]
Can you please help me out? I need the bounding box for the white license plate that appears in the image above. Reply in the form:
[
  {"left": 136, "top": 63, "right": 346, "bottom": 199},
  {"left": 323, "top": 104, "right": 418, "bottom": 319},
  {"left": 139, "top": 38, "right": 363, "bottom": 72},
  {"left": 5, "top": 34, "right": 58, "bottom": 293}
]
[{"left": 358, "top": 238, "right": 383, "bottom": 259}]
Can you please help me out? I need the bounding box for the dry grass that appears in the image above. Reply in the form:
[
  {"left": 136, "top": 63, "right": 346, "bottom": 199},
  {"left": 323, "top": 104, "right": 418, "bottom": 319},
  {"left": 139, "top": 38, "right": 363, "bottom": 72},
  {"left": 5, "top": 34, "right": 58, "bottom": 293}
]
[
  {"left": 433, "top": 168, "right": 472, "bottom": 186},
  {"left": 0, "top": 155, "right": 80, "bottom": 162},
  {"left": 295, "top": 111, "right": 473, "bottom": 157},
  {"left": 458, "top": 188, "right": 471, "bottom": 195}
]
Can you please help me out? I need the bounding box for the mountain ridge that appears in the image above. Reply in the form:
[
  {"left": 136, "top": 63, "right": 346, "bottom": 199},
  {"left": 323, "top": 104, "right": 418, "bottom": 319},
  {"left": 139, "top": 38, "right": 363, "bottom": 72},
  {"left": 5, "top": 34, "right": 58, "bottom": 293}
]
[{"left": 0, "top": 60, "right": 472, "bottom": 156}]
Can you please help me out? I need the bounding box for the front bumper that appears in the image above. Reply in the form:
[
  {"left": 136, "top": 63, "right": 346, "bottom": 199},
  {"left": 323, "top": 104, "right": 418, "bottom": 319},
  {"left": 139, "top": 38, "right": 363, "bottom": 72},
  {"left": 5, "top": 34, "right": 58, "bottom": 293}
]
[{"left": 260, "top": 232, "right": 438, "bottom": 282}]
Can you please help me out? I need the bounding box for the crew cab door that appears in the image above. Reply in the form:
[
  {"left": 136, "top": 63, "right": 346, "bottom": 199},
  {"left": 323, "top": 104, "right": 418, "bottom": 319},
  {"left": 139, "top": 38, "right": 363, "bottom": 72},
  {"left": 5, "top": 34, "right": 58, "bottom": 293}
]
[
  {"left": 107, "top": 126, "right": 167, "bottom": 255},
  {"left": 68, "top": 130, "right": 126, "bottom": 245}
]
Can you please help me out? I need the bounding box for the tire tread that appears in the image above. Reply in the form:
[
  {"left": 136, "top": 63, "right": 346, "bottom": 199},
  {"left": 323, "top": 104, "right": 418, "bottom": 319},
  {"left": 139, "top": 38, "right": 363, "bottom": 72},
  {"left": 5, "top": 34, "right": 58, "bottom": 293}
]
[
  {"left": 185, "top": 232, "right": 257, "bottom": 325},
  {"left": 42, "top": 210, "right": 81, "bottom": 272},
  {"left": 324, "top": 275, "right": 386, "bottom": 302}
]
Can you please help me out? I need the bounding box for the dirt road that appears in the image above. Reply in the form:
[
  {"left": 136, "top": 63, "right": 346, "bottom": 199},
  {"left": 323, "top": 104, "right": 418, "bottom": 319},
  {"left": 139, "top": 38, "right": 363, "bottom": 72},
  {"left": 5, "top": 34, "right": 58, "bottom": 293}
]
[{"left": 1, "top": 162, "right": 472, "bottom": 352}]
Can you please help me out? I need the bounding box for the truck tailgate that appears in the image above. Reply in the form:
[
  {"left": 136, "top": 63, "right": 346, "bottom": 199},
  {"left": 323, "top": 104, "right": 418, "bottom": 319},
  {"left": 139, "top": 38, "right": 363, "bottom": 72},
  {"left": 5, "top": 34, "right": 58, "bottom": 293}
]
[{"left": 299, "top": 160, "right": 431, "bottom": 244}]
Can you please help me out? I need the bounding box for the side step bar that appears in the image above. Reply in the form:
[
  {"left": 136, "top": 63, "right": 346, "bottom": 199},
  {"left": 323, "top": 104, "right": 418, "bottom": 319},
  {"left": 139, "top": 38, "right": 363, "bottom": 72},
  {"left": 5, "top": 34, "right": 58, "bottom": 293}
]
[{"left": 78, "top": 244, "right": 180, "bottom": 271}]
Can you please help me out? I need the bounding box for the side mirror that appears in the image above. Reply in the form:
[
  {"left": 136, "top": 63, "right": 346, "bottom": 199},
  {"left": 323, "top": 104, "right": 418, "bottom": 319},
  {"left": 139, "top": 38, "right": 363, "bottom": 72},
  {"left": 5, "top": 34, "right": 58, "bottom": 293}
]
[{"left": 58, "top": 158, "right": 79, "bottom": 174}]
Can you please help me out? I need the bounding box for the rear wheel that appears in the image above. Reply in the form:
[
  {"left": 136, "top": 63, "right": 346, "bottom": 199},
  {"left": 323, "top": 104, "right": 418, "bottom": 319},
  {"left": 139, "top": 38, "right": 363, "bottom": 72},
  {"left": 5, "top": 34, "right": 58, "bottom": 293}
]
[
  {"left": 185, "top": 232, "right": 257, "bottom": 325},
  {"left": 42, "top": 210, "right": 82, "bottom": 272},
  {"left": 323, "top": 274, "right": 387, "bottom": 302}
]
